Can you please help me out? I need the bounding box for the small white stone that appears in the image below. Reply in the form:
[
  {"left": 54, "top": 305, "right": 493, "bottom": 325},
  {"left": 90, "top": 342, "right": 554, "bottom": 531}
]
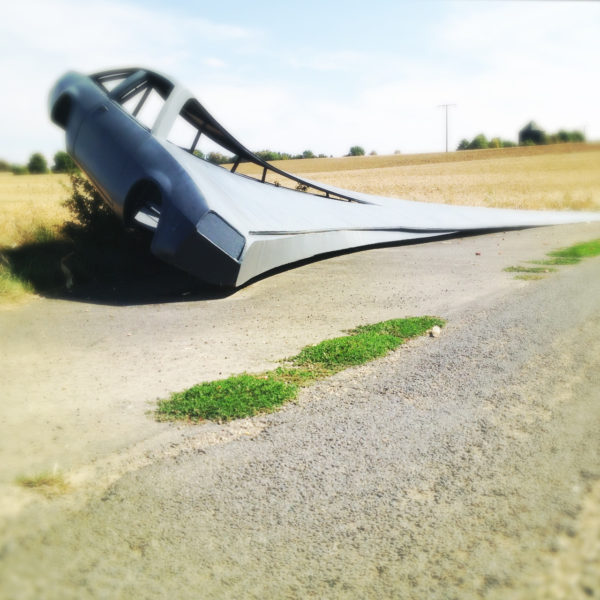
[{"left": 430, "top": 326, "right": 441, "bottom": 338}]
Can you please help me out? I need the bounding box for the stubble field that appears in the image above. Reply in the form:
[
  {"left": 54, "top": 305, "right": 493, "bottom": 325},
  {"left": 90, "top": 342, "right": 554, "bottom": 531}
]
[
  {"left": 235, "top": 142, "right": 600, "bottom": 211},
  {"left": 1, "top": 143, "right": 600, "bottom": 251}
]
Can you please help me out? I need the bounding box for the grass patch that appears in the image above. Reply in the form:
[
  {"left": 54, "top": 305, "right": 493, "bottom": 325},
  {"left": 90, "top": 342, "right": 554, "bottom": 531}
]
[
  {"left": 16, "top": 471, "right": 69, "bottom": 497},
  {"left": 548, "top": 239, "right": 600, "bottom": 261},
  {"left": 514, "top": 274, "right": 546, "bottom": 281},
  {"left": 506, "top": 238, "right": 600, "bottom": 281},
  {"left": 157, "top": 373, "right": 298, "bottom": 422},
  {"left": 292, "top": 333, "right": 401, "bottom": 372},
  {"left": 529, "top": 257, "right": 580, "bottom": 266},
  {"left": 157, "top": 316, "right": 444, "bottom": 422},
  {"left": 504, "top": 266, "right": 556, "bottom": 274},
  {"left": 350, "top": 315, "right": 446, "bottom": 338}
]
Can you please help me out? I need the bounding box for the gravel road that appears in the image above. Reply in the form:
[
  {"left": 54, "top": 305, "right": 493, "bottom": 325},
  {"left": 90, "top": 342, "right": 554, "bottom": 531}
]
[{"left": 1, "top": 223, "right": 600, "bottom": 598}]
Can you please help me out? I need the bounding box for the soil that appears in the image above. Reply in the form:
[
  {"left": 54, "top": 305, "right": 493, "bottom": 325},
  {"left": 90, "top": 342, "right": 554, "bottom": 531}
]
[{"left": 1, "top": 222, "right": 599, "bottom": 599}]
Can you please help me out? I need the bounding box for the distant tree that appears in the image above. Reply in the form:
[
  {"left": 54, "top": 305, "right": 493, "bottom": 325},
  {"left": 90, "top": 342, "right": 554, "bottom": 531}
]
[
  {"left": 563, "top": 129, "right": 585, "bottom": 143},
  {"left": 456, "top": 139, "right": 470, "bottom": 151},
  {"left": 467, "top": 134, "right": 489, "bottom": 150},
  {"left": 27, "top": 152, "right": 48, "bottom": 174},
  {"left": 52, "top": 151, "right": 77, "bottom": 173},
  {"left": 193, "top": 149, "right": 206, "bottom": 160},
  {"left": 369, "top": 150, "right": 377, "bottom": 156},
  {"left": 11, "top": 164, "right": 29, "bottom": 175},
  {"left": 0, "top": 159, "right": 10, "bottom": 172},
  {"left": 393, "top": 149, "right": 402, "bottom": 155},
  {"left": 206, "top": 151, "right": 234, "bottom": 165},
  {"left": 519, "top": 121, "right": 547, "bottom": 146},
  {"left": 348, "top": 146, "right": 365, "bottom": 156},
  {"left": 488, "top": 137, "right": 502, "bottom": 149},
  {"left": 255, "top": 150, "right": 280, "bottom": 162},
  {"left": 502, "top": 140, "right": 516, "bottom": 148},
  {"left": 317, "top": 153, "right": 327, "bottom": 158},
  {"left": 302, "top": 149, "right": 315, "bottom": 159}
]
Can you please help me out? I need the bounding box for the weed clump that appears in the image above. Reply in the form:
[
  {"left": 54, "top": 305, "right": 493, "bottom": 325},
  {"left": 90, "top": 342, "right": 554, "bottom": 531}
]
[
  {"left": 548, "top": 239, "right": 600, "bottom": 261},
  {"left": 157, "top": 316, "right": 445, "bottom": 422},
  {"left": 157, "top": 374, "right": 297, "bottom": 422},
  {"left": 16, "top": 471, "right": 70, "bottom": 497}
]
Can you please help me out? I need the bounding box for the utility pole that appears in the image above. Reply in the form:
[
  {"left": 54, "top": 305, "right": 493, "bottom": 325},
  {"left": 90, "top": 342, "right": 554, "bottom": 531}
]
[{"left": 438, "top": 103, "right": 456, "bottom": 152}]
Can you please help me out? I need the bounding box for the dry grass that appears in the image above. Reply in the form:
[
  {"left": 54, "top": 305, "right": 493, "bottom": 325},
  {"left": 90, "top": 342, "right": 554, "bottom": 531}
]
[
  {"left": 0, "top": 173, "right": 71, "bottom": 247},
  {"left": 234, "top": 144, "right": 600, "bottom": 212},
  {"left": 15, "top": 471, "right": 70, "bottom": 497},
  {"left": 1, "top": 144, "right": 599, "bottom": 252}
]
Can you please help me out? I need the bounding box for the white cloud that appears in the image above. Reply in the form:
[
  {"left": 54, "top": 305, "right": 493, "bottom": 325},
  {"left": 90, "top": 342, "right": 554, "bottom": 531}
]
[
  {"left": 203, "top": 58, "right": 227, "bottom": 69},
  {"left": 0, "top": 0, "right": 257, "bottom": 163},
  {"left": 0, "top": 0, "right": 597, "bottom": 163}
]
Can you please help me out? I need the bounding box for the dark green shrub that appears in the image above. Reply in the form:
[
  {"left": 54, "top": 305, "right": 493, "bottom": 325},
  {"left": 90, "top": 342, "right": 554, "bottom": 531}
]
[
  {"left": 468, "top": 134, "right": 489, "bottom": 150},
  {"left": 52, "top": 151, "right": 78, "bottom": 174},
  {"left": 348, "top": 146, "right": 365, "bottom": 156},
  {"left": 27, "top": 153, "right": 48, "bottom": 174},
  {"left": 519, "top": 121, "right": 547, "bottom": 146}
]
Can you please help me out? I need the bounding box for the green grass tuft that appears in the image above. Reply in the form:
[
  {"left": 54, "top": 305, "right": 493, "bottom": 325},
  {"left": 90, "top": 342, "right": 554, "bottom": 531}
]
[
  {"left": 292, "top": 333, "right": 401, "bottom": 372},
  {"left": 505, "top": 238, "right": 600, "bottom": 282},
  {"left": 548, "top": 239, "right": 600, "bottom": 260},
  {"left": 157, "top": 316, "right": 444, "bottom": 422},
  {"left": 0, "top": 264, "right": 33, "bottom": 301},
  {"left": 504, "top": 266, "right": 556, "bottom": 274},
  {"left": 157, "top": 373, "right": 298, "bottom": 422},
  {"left": 350, "top": 315, "right": 445, "bottom": 338},
  {"left": 514, "top": 274, "right": 545, "bottom": 281},
  {"left": 528, "top": 257, "right": 580, "bottom": 266},
  {"left": 269, "top": 366, "right": 327, "bottom": 385}
]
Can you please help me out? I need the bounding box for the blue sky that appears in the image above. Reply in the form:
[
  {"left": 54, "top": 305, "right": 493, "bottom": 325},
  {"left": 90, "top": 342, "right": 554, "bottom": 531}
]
[{"left": 1, "top": 0, "right": 598, "bottom": 163}]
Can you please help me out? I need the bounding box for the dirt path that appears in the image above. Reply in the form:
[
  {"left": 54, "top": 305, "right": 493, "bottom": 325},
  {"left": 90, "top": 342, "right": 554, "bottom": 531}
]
[{"left": 1, "top": 222, "right": 600, "bottom": 598}]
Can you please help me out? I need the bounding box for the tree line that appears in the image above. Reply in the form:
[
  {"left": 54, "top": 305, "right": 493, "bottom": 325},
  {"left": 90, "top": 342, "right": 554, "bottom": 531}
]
[
  {"left": 0, "top": 151, "right": 77, "bottom": 175},
  {"left": 457, "top": 121, "right": 586, "bottom": 151},
  {"left": 2, "top": 146, "right": 371, "bottom": 175},
  {"left": 2, "top": 125, "right": 588, "bottom": 175}
]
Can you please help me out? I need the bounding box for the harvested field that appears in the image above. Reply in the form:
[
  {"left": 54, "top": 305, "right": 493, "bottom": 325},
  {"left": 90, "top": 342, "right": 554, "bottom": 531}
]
[
  {"left": 1, "top": 145, "right": 599, "bottom": 251},
  {"left": 235, "top": 144, "right": 600, "bottom": 212},
  {"left": 0, "top": 173, "right": 70, "bottom": 247}
]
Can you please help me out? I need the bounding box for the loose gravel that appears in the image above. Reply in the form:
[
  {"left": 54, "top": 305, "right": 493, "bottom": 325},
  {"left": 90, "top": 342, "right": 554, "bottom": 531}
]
[{"left": 1, "top": 233, "right": 599, "bottom": 599}]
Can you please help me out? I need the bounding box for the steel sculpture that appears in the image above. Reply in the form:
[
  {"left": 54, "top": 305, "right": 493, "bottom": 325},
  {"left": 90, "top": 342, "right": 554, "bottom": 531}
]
[{"left": 49, "top": 68, "right": 600, "bottom": 286}]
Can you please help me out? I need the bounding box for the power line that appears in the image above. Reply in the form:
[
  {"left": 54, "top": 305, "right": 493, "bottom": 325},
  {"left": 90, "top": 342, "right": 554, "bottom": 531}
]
[{"left": 438, "top": 104, "right": 456, "bottom": 152}]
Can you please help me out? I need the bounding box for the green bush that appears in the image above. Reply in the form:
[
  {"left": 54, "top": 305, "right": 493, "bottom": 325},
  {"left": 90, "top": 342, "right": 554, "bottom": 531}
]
[
  {"left": 10, "top": 164, "right": 28, "bottom": 175},
  {"left": 468, "top": 134, "right": 489, "bottom": 150},
  {"left": 348, "top": 146, "right": 365, "bottom": 156},
  {"left": 52, "top": 151, "right": 78, "bottom": 174},
  {"left": 519, "top": 121, "right": 547, "bottom": 146},
  {"left": 206, "top": 151, "right": 234, "bottom": 165},
  {"left": 27, "top": 153, "right": 48, "bottom": 174},
  {"left": 62, "top": 175, "right": 120, "bottom": 242}
]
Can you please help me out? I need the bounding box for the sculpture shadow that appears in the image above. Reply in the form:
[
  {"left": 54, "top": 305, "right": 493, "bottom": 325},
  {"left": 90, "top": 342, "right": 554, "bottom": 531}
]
[
  {"left": 3, "top": 226, "right": 523, "bottom": 307},
  {"left": 1, "top": 231, "right": 233, "bottom": 306}
]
